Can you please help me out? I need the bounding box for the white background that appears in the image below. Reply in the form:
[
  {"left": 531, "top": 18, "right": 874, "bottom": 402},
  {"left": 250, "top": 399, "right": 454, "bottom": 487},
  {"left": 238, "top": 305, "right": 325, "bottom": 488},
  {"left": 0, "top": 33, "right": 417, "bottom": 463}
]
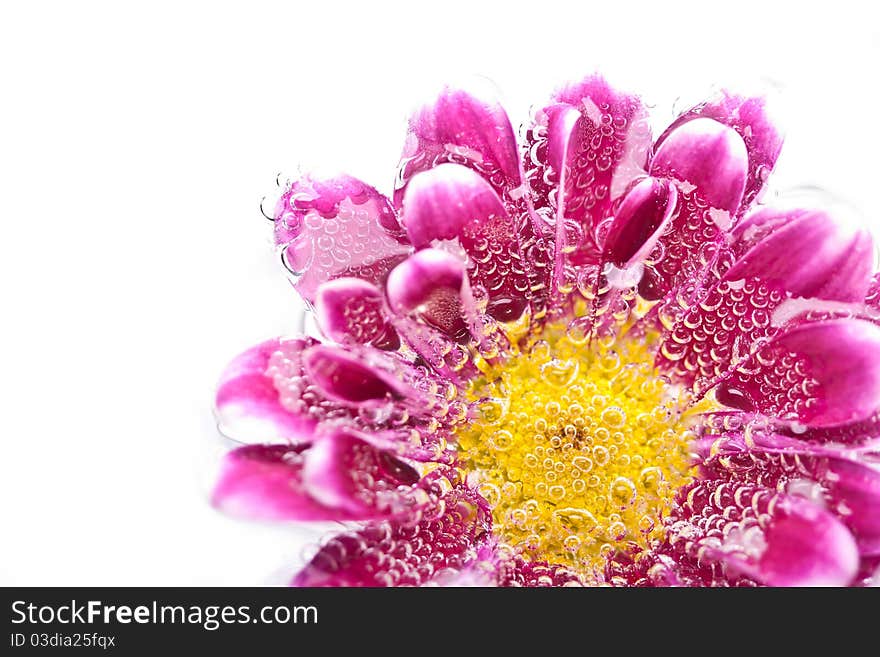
[{"left": 1, "top": 1, "right": 878, "bottom": 584}]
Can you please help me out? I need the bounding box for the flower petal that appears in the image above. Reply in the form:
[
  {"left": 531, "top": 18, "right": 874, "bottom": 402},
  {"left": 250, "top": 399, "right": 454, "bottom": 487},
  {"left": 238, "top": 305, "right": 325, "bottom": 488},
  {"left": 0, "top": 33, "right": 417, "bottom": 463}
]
[
  {"left": 214, "top": 338, "right": 318, "bottom": 444},
  {"left": 604, "top": 545, "right": 758, "bottom": 587},
  {"left": 656, "top": 89, "right": 784, "bottom": 213},
  {"left": 866, "top": 273, "right": 880, "bottom": 312},
  {"left": 657, "top": 206, "right": 875, "bottom": 388},
  {"left": 291, "top": 476, "right": 491, "bottom": 586},
  {"left": 801, "top": 458, "right": 880, "bottom": 555},
  {"left": 297, "top": 340, "right": 463, "bottom": 458},
  {"left": 211, "top": 444, "right": 328, "bottom": 521},
  {"left": 637, "top": 119, "right": 749, "bottom": 301},
  {"left": 651, "top": 117, "right": 748, "bottom": 215},
  {"left": 395, "top": 83, "right": 521, "bottom": 205},
  {"left": 301, "top": 429, "right": 421, "bottom": 517},
  {"left": 716, "top": 319, "right": 880, "bottom": 427},
  {"left": 212, "top": 434, "right": 422, "bottom": 523},
  {"left": 274, "top": 174, "right": 411, "bottom": 303},
  {"left": 729, "top": 204, "right": 808, "bottom": 254},
  {"left": 700, "top": 434, "right": 880, "bottom": 555},
  {"left": 314, "top": 278, "right": 400, "bottom": 350},
  {"left": 214, "top": 337, "right": 450, "bottom": 464},
  {"left": 794, "top": 413, "right": 880, "bottom": 447},
  {"left": 386, "top": 247, "right": 470, "bottom": 340},
  {"left": 724, "top": 208, "right": 875, "bottom": 302},
  {"left": 669, "top": 480, "right": 858, "bottom": 586},
  {"left": 302, "top": 344, "right": 406, "bottom": 403},
  {"left": 602, "top": 177, "right": 678, "bottom": 268},
  {"left": 385, "top": 249, "right": 498, "bottom": 381},
  {"left": 531, "top": 76, "right": 651, "bottom": 282},
  {"left": 401, "top": 164, "right": 531, "bottom": 322}
]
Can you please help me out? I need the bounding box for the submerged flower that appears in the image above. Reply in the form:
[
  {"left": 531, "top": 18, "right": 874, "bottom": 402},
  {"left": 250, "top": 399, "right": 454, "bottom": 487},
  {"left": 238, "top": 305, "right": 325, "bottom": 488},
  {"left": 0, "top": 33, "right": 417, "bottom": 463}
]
[{"left": 212, "top": 75, "right": 880, "bottom": 587}]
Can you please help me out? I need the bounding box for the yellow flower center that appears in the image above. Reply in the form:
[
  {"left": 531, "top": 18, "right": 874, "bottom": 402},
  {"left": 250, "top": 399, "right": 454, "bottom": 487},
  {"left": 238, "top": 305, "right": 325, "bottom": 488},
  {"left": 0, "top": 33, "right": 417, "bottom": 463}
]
[{"left": 457, "top": 318, "right": 717, "bottom": 580}]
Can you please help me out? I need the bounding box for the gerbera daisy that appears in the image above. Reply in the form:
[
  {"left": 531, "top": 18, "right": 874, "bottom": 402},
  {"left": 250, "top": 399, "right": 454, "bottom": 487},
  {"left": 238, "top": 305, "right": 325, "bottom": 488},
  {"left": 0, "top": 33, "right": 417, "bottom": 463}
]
[{"left": 211, "top": 74, "right": 880, "bottom": 587}]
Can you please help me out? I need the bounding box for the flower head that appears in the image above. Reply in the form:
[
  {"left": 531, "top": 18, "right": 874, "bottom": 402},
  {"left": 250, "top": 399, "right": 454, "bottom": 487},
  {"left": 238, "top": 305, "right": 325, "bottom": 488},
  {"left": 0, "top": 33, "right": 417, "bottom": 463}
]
[{"left": 212, "top": 74, "right": 880, "bottom": 587}]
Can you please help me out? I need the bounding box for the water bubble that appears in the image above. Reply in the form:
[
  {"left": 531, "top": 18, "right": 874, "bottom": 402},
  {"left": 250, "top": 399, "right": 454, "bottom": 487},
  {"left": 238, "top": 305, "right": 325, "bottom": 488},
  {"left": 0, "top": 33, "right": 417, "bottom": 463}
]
[
  {"left": 540, "top": 358, "right": 580, "bottom": 387},
  {"left": 609, "top": 476, "right": 637, "bottom": 509}
]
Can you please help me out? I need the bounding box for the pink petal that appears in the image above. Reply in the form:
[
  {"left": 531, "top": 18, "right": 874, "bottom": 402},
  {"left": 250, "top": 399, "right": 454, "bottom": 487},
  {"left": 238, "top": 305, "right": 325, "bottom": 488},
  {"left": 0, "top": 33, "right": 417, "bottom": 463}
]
[
  {"left": 401, "top": 164, "right": 530, "bottom": 322},
  {"left": 301, "top": 429, "right": 421, "bottom": 517},
  {"left": 804, "top": 458, "right": 880, "bottom": 555},
  {"left": 531, "top": 76, "right": 652, "bottom": 286},
  {"left": 385, "top": 250, "right": 493, "bottom": 381},
  {"left": 794, "top": 413, "right": 880, "bottom": 448},
  {"left": 314, "top": 278, "right": 400, "bottom": 350},
  {"left": 302, "top": 344, "right": 405, "bottom": 403},
  {"left": 212, "top": 444, "right": 329, "bottom": 521},
  {"left": 636, "top": 119, "right": 748, "bottom": 302},
  {"left": 669, "top": 480, "right": 859, "bottom": 586},
  {"left": 700, "top": 435, "right": 880, "bottom": 555},
  {"left": 866, "top": 272, "right": 880, "bottom": 312},
  {"left": 723, "top": 208, "right": 874, "bottom": 302},
  {"left": 602, "top": 177, "right": 678, "bottom": 268},
  {"left": 291, "top": 476, "right": 491, "bottom": 586},
  {"left": 744, "top": 495, "right": 859, "bottom": 586},
  {"left": 387, "top": 248, "right": 508, "bottom": 366},
  {"left": 386, "top": 247, "right": 470, "bottom": 340},
  {"left": 604, "top": 545, "right": 758, "bottom": 587},
  {"left": 214, "top": 338, "right": 318, "bottom": 444},
  {"left": 656, "top": 206, "right": 875, "bottom": 388},
  {"left": 394, "top": 83, "right": 521, "bottom": 206},
  {"left": 212, "top": 434, "right": 422, "bottom": 522},
  {"left": 716, "top": 319, "right": 880, "bottom": 427},
  {"left": 222, "top": 339, "right": 455, "bottom": 462},
  {"left": 297, "top": 340, "right": 463, "bottom": 446},
  {"left": 430, "top": 542, "right": 584, "bottom": 587},
  {"left": 274, "top": 174, "right": 411, "bottom": 303},
  {"left": 651, "top": 117, "right": 748, "bottom": 215},
  {"left": 496, "top": 556, "right": 583, "bottom": 587},
  {"left": 730, "top": 204, "right": 809, "bottom": 255},
  {"left": 656, "top": 89, "right": 784, "bottom": 214}
]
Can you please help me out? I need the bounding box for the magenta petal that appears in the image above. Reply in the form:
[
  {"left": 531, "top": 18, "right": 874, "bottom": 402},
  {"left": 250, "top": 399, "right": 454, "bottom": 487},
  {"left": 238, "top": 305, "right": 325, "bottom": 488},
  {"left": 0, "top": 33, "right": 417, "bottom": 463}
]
[
  {"left": 657, "top": 90, "right": 784, "bottom": 213},
  {"left": 385, "top": 250, "right": 486, "bottom": 382},
  {"left": 657, "top": 206, "right": 875, "bottom": 388},
  {"left": 730, "top": 205, "right": 808, "bottom": 254},
  {"left": 823, "top": 458, "right": 880, "bottom": 555},
  {"left": 671, "top": 481, "right": 858, "bottom": 586},
  {"left": 724, "top": 208, "right": 875, "bottom": 302},
  {"left": 651, "top": 117, "right": 748, "bottom": 214},
  {"left": 795, "top": 413, "right": 880, "bottom": 448},
  {"left": 211, "top": 444, "right": 330, "bottom": 521},
  {"left": 314, "top": 278, "right": 399, "bottom": 350},
  {"left": 214, "top": 339, "right": 317, "bottom": 444},
  {"left": 718, "top": 319, "right": 880, "bottom": 427},
  {"left": 401, "top": 164, "right": 530, "bottom": 322},
  {"left": 291, "top": 479, "right": 491, "bottom": 586},
  {"left": 866, "top": 273, "right": 880, "bottom": 312},
  {"left": 699, "top": 435, "right": 880, "bottom": 554},
  {"left": 302, "top": 429, "right": 420, "bottom": 517},
  {"left": 274, "top": 174, "right": 411, "bottom": 303},
  {"left": 395, "top": 84, "right": 521, "bottom": 205},
  {"left": 603, "top": 177, "right": 678, "bottom": 268},
  {"left": 386, "top": 248, "right": 470, "bottom": 339},
  {"left": 537, "top": 76, "right": 652, "bottom": 271},
  {"left": 212, "top": 436, "right": 421, "bottom": 523},
  {"left": 746, "top": 494, "right": 859, "bottom": 586},
  {"left": 303, "top": 344, "right": 404, "bottom": 403},
  {"left": 497, "top": 556, "right": 583, "bottom": 587}
]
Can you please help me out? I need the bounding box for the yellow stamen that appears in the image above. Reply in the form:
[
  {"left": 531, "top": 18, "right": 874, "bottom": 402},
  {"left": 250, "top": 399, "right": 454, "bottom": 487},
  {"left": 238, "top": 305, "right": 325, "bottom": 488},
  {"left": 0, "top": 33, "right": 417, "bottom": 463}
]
[{"left": 457, "top": 319, "right": 717, "bottom": 580}]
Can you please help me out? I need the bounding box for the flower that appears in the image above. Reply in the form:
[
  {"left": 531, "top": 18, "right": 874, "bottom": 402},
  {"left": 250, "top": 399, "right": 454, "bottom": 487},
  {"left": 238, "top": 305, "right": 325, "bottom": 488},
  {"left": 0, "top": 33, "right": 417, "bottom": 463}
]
[{"left": 211, "top": 74, "right": 880, "bottom": 587}]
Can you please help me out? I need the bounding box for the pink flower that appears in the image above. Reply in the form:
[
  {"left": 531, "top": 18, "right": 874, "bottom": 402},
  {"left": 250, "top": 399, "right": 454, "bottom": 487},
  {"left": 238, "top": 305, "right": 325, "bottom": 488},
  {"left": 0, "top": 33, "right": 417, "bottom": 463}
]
[{"left": 212, "top": 74, "right": 880, "bottom": 587}]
